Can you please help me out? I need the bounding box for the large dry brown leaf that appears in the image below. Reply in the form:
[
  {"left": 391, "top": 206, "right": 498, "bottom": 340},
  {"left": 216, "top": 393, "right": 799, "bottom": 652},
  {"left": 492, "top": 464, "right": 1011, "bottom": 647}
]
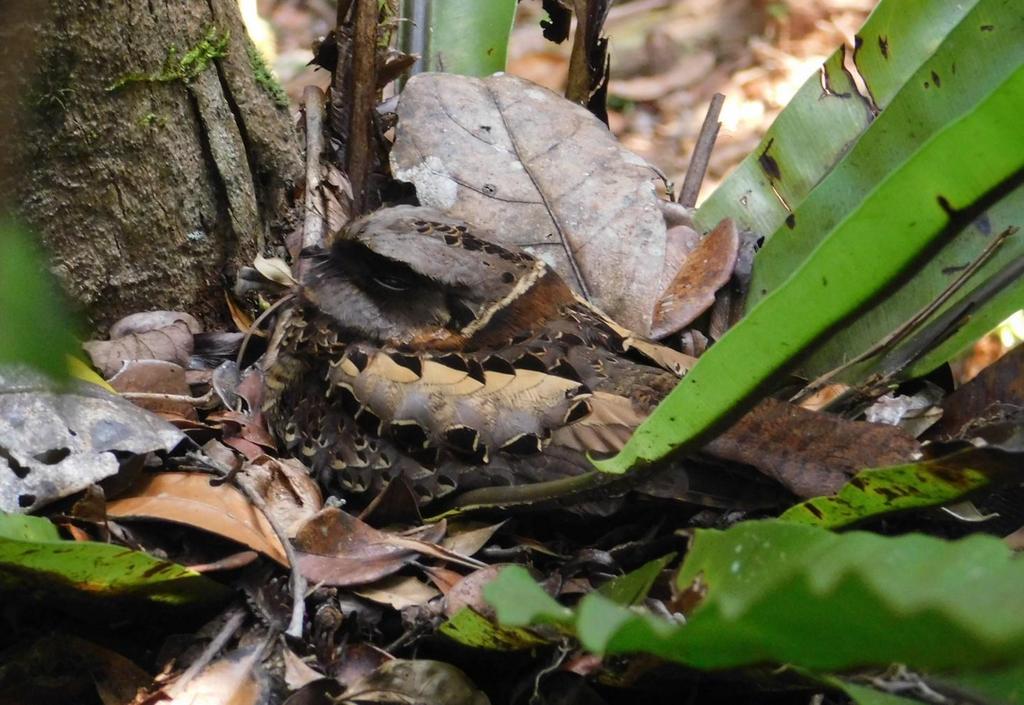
[
  {"left": 106, "top": 471, "right": 288, "bottom": 565},
  {"left": 0, "top": 366, "right": 184, "bottom": 513},
  {"left": 704, "top": 398, "right": 922, "bottom": 497},
  {"left": 109, "top": 310, "right": 202, "bottom": 339},
  {"left": 84, "top": 320, "right": 194, "bottom": 378},
  {"left": 391, "top": 72, "right": 670, "bottom": 335}
]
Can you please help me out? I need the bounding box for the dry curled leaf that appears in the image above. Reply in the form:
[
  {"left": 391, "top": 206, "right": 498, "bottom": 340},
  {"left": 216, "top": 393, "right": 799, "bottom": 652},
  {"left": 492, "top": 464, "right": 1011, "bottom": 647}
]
[
  {"left": 0, "top": 365, "right": 184, "bottom": 513},
  {"left": 84, "top": 320, "right": 194, "bottom": 379},
  {"left": 651, "top": 219, "right": 740, "bottom": 338},
  {"left": 106, "top": 471, "right": 288, "bottom": 565},
  {"left": 391, "top": 72, "right": 671, "bottom": 334}
]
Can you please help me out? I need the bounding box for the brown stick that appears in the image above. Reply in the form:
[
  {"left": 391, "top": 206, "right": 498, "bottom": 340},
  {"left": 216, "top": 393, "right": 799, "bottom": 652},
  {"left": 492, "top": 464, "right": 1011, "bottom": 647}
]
[
  {"left": 347, "top": 0, "right": 379, "bottom": 213},
  {"left": 678, "top": 93, "right": 725, "bottom": 208}
]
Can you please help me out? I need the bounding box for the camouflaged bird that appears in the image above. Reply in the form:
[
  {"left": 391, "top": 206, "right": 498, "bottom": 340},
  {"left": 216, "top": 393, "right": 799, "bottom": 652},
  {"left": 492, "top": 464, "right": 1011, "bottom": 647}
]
[{"left": 262, "top": 206, "right": 697, "bottom": 507}]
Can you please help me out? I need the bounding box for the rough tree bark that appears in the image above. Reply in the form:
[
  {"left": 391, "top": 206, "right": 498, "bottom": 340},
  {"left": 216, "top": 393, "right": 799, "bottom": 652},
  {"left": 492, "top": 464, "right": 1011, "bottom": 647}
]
[{"left": 0, "top": 0, "right": 302, "bottom": 333}]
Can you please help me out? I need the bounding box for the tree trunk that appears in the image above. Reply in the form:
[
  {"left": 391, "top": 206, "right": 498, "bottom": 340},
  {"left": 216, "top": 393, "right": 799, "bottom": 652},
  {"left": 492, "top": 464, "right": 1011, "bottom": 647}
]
[{"left": 0, "top": 0, "right": 302, "bottom": 334}]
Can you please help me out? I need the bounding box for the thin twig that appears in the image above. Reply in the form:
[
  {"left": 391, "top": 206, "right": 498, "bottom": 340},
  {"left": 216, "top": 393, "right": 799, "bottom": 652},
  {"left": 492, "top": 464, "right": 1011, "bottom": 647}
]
[
  {"left": 120, "top": 389, "right": 218, "bottom": 408},
  {"left": 678, "top": 93, "right": 725, "bottom": 208},
  {"left": 301, "top": 86, "right": 327, "bottom": 275}
]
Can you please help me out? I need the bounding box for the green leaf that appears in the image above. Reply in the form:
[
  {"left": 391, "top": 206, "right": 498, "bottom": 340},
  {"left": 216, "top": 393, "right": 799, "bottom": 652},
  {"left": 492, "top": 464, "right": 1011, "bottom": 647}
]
[
  {"left": 0, "top": 512, "right": 229, "bottom": 606},
  {"left": 491, "top": 522, "right": 1024, "bottom": 673},
  {"left": 593, "top": 55, "right": 1024, "bottom": 474},
  {"left": 598, "top": 553, "right": 675, "bottom": 606},
  {"left": 483, "top": 565, "right": 573, "bottom": 627},
  {"left": 697, "top": 0, "right": 1024, "bottom": 385},
  {"left": 934, "top": 662, "right": 1024, "bottom": 704},
  {"left": 440, "top": 607, "right": 551, "bottom": 651},
  {"left": 0, "top": 219, "right": 78, "bottom": 380},
  {"left": 780, "top": 443, "right": 1023, "bottom": 529},
  {"left": 694, "top": 0, "right": 998, "bottom": 250},
  {"left": 399, "top": 0, "right": 516, "bottom": 77}
]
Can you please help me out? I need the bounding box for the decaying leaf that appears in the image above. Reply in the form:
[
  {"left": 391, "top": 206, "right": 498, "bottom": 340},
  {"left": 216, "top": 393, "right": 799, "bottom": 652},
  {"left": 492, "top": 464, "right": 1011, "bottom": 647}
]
[
  {"left": 84, "top": 320, "right": 194, "bottom": 378},
  {"left": 0, "top": 365, "right": 184, "bottom": 513},
  {"left": 106, "top": 472, "right": 289, "bottom": 565},
  {"left": 391, "top": 72, "right": 671, "bottom": 334},
  {"left": 340, "top": 659, "right": 490, "bottom": 705},
  {"left": 703, "top": 398, "right": 921, "bottom": 497}
]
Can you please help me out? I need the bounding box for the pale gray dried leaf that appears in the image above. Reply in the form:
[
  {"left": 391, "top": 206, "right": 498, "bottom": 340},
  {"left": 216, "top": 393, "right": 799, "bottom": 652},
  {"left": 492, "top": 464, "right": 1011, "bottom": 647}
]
[
  {"left": 84, "top": 320, "right": 194, "bottom": 378},
  {"left": 391, "top": 72, "right": 668, "bottom": 334},
  {"left": 341, "top": 660, "right": 489, "bottom": 705},
  {"left": 0, "top": 365, "right": 184, "bottom": 513},
  {"left": 109, "top": 310, "right": 202, "bottom": 339}
]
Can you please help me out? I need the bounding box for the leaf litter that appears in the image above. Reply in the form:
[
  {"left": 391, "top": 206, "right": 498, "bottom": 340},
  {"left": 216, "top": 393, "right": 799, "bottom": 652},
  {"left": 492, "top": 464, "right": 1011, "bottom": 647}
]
[{"left": 5, "top": 3, "right": 1024, "bottom": 704}]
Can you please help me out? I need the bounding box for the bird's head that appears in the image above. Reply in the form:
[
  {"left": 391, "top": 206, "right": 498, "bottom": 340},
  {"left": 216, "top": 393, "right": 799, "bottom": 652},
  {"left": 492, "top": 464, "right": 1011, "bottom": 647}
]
[{"left": 301, "top": 206, "right": 576, "bottom": 350}]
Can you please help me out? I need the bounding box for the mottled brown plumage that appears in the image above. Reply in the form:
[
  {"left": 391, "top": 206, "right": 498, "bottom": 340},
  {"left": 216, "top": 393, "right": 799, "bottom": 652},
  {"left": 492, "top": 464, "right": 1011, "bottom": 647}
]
[{"left": 263, "top": 206, "right": 694, "bottom": 505}]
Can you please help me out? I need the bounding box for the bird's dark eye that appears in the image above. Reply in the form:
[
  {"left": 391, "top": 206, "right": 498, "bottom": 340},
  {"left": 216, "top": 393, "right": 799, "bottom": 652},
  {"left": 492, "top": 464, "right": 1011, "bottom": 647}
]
[{"left": 371, "top": 274, "right": 411, "bottom": 292}]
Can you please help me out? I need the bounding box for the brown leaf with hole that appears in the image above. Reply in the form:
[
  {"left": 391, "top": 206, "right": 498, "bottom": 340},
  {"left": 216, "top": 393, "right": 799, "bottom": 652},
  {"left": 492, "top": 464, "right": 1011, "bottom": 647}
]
[
  {"left": 650, "top": 219, "right": 740, "bottom": 338},
  {"left": 703, "top": 398, "right": 921, "bottom": 497},
  {"left": 84, "top": 320, "right": 194, "bottom": 378},
  {"left": 106, "top": 471, "right": 288, "bottom": 565},
  {"left": 391, "top": 72, "right": 669, "bottom": 334},
  {"left": 108, "top": 359, "right": 197, "bottom": 419},
  {"left": 237, "top": 455, "right": 322, "bottom": 537}
]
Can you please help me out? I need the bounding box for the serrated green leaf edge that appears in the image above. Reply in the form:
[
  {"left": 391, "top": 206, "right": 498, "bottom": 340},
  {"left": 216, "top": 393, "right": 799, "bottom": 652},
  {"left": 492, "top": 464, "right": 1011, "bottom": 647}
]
[
  {"left": 0, "top": 512, "right": 229, "bottom": 605},
  {"left": 592, "top": 61, "right": 1024, "bottom": 474}
]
